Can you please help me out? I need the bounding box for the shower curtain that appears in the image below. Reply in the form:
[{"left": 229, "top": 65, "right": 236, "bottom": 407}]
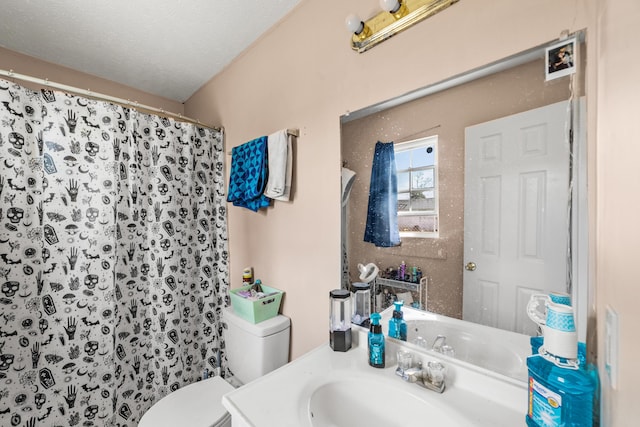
[{"left": 0, "top": 79, "right": 230, "bottom": 426}]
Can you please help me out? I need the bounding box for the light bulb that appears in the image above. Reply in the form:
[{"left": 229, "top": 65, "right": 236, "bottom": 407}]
[
  {"left": 380, "top": 0, "right": 401, "bottom": 13},
  {"left": 345, "top": 13, "right": 364, "bottom": 34}
]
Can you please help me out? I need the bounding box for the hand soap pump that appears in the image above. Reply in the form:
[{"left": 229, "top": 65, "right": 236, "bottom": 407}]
[
  {"left": 368, "top": 313, "right": 385, "bottom": 368},
  {"left": 388, "top": 300, "right": 407, "bottom": 341}
]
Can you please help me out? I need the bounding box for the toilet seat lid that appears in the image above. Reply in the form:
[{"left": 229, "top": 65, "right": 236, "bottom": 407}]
[{"left": 140, "top": 376, "right": 234, "bottom": 427}]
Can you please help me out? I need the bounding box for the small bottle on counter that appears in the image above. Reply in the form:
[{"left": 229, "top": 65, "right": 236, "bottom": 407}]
[
  {"left": 242, "top": 267, "right": 253, "bottom": 284},
  {"left": 398, "top": 261, "right": 406, "bottom": 281},
  {"left": 410, "top": 266, "right": 418, "bottom": 283},
  {"left": 388, "top": 300, "right": 407, "bottom": 341},
  {"left": 368, "top": 313, "right": 385, "bottom": 368}
]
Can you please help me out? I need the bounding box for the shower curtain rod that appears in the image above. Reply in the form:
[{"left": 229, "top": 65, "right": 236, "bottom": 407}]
[{"left": 0, "top": 68, "right": 221, "bottom": 130}]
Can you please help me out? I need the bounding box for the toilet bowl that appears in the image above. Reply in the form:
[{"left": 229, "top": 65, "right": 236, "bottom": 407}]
[
  {"left": 139, "top": 308, "right": 290, "bottom": 427},
  {"left": 139, "top": 376, "right": 234, "bottom": 427}
]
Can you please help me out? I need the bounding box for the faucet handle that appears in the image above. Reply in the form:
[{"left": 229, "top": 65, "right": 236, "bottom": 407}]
[
  {"left": 427, "top": 361, "right": 445, "bottom": 387},
  {"left": 397, "top": 350, "right": 413, "bottom": 369},
  {"left": 395, "top": 350, "right": 414, "bottom": 378},
  {"left": 413, "top": 336, "right": 428, "bottom": 348}
]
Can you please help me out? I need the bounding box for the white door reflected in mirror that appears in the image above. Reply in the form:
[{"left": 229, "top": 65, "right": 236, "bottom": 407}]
[{"left": 463, "top": 100, "right": 580, "bottom": 337}]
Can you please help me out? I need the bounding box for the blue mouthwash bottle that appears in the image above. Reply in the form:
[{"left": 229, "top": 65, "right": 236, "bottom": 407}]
[
  {"left": 388, "top": 300, "right": 407, "bottom": 341},
  {"left": 368, "top": 313, "right": 385, "bottom": 368},
  {"left": 529, "top": 337, "right": 600, "bottom": 426},
  {"left": 526, "top": 353, "right": 595, "bottom": 427}
]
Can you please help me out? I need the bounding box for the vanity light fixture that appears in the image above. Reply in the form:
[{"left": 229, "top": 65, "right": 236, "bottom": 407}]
[
  {"left": 380, "top": 0, "right": 409, "bottom": 19},
  {"left": 346, "top": 0, "right": 460, "bottom": 53}
]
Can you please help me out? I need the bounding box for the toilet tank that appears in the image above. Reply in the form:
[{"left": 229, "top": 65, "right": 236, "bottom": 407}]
[{"left": 223, "top": 307, "right": 290, "bottom": 385}]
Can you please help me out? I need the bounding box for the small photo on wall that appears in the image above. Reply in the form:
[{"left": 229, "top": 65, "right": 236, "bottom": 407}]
[{"left": 546, "top": 37, "right": 576, "bottom": 81}]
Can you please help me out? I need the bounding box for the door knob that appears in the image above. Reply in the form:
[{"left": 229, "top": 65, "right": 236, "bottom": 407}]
[{"left": 465, "top": 262, "right": 477, "bottom": 271}]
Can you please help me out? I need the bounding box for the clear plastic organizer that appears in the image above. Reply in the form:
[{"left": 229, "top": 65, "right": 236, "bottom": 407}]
[{"left": 229, "top": 284, "right": 284, "bottom": 323}]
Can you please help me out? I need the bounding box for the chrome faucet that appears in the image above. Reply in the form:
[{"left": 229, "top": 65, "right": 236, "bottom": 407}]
[
  {"left": 432, "top": 335, "right": 446, "bottom": 351},
  {"left": 399, "top": 360, "right": 446, "bottom": 393},
  {"left": 431, "top": 335, "right": 455, "bottom": 357}
]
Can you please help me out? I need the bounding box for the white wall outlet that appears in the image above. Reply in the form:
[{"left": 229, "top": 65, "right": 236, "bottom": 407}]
[{"left": 605, "top": 306, "right": 619, "bottom": 389}]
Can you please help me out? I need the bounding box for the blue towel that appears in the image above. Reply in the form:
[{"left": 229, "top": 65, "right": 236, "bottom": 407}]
[
  {"left": 364, "top": 141, "right": 400, "bottom": 247},
  {"left": 227, "top": 136, "right": 271, "bottom": 211}
]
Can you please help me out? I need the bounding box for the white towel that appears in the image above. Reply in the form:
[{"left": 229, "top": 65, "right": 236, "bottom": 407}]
[{"left": 264, "top": 130, "right": 292, "bottom": 201}]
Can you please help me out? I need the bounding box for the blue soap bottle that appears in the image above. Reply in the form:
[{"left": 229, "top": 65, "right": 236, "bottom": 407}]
[
  {"left": 525, "top": 354, "right": 596, "bottom": 427},
  {"left": 368, "top": 313, "right": 385, "bottom": 368},
  {"left": 388, "top": 301, "right": 407, "bottom": 341}
]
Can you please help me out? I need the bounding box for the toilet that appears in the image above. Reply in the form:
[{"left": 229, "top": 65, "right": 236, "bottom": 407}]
[{"left": 139, "top": 307, "right": 291, "bottom": 427}]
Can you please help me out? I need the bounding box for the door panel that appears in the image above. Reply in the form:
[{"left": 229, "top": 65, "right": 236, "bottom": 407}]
[{"left": 463, "top": 100, "right": 570, "bottom": 334}]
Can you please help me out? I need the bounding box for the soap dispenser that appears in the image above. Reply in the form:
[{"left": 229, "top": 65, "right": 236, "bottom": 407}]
[
  {"left": 329, "top": 289, "right": 352, "bottom": 352},
  {"left": 388, "top": 300, "right": 407, "bottom": 341},
  {"left": 351, "top": 282, "right": 371, "bottom": 327},
  {"left": 368, "top": 313, "right": 385, "bottom": 368}
]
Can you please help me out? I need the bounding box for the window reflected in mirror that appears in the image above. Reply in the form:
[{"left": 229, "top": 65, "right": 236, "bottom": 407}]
[{"left": 395, "top": 136, "right": 439, "bottom": 237}]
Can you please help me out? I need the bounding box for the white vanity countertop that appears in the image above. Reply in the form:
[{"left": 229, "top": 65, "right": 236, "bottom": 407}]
[{"left": 222, "top": 334, "right": 528, "bottom": 427}]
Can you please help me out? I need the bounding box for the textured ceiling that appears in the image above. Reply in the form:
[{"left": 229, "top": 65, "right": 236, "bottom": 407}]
[{"left": 0, "top": 0, "right": 301, "bottom": 102}]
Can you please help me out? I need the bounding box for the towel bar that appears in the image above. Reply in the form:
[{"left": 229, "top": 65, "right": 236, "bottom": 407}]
[{"left": 226, "top": 129, "right": 298, "bottom": 154}]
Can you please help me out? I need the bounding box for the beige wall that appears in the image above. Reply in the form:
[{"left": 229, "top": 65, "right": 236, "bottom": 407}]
[
  {"left": 342, "top": 58, "right": 575, "bottom": 319},
  {"left": 596, "top": 0, "right": 640, "bottom": 424},
  {"left": 185, "top": 0, "right": 591, "bottom": 356}
]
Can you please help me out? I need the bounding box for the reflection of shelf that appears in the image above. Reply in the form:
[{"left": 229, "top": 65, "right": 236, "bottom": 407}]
[
  {"left": 374, "top": 277, "right": 425, "bottom": 311},
  {"left": 375, "top": 277, "right": 420, "bottom": 292}
]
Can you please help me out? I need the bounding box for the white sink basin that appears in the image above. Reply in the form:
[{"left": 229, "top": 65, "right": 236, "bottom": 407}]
[
  {"left": 222, "top": 331, "right": 527, "bottom": 427},
  {"left": 308, "top": 378, "right": 469, "bottom": 427}
]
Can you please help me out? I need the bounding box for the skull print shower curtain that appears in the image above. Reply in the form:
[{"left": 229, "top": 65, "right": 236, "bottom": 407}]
[{"left": 0, "top": 79, "right": 230, "bottom": 426}]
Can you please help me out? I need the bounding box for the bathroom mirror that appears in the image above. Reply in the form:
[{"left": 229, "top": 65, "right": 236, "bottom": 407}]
[{"left": 340, "top": 37, "right": 588, "bottom": 344}]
